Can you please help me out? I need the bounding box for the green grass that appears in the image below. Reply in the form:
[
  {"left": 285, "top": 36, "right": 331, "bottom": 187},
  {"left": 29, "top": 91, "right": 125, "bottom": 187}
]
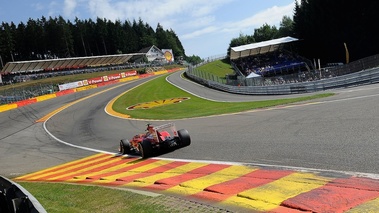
[
  {"left": 196, "top": 59, "right": 234, "bottom": 78},
  {"left": 18, "top": 182, "right": 173, "bottom": 213},
  {"left": 113, "top": 74, "right": 334, "bottom": 120}
]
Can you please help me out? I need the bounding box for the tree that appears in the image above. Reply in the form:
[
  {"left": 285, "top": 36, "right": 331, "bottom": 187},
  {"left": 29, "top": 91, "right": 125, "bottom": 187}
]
[
  {"left": 278, "top": 16, "right": 294, "bottom": 37},
  {"left": 155, "top": 23, "right": 186, "bottom": 58},
  {"left": 156, "top": 23, "right": 169, "bottom": 49},
  {"left": 186, "top": 55, "right": 203, "bottom": 65},
  {"left": 0, "top": 16, "right": 187, "bottom": 65},
  {"left": 122, "top": 20, "right": 139, "bottom": 53},
  {"left": 0, "top": 22, "right": 16, "bottom": 62},
  {"left": 14, "top": 22, "right": 28, "bottom": 60},
  {"left": 72, "top": 18, "right": 88, "bottom": 56},
  {"left": 253, "top": 23, "right": 278, "bottom": 42},
  {"left": 95, "top": 18, "right": 109, "bottom": 55}
]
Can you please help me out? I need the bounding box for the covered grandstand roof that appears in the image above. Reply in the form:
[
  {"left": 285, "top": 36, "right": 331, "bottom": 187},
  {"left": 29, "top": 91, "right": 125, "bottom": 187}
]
[
  {"left": 230, "top": 36, "right": 299, "bottom": 60},
  {"left": 0, "top": 53, "right": 145, "bottom": 74}
]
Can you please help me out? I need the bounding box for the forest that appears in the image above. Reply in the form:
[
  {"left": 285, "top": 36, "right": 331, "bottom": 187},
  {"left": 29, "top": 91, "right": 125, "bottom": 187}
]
[
  {"left": 1, "top": 0, "right": 379, "bottom": 68},
  {"left": 229, "top": 0, "right": 379, "bottom": 64},
  {"left": 0, "top": 16, "right": 185, "bottom": 66}
]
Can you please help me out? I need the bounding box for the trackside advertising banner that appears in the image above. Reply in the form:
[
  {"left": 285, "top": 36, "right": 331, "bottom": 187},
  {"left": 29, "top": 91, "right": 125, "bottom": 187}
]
[
  {"left": 58, "top": 70, "right": 137, "bottom": 91},
  {"left": 58, "top": 81, "right": 84, "bottom": 91}
]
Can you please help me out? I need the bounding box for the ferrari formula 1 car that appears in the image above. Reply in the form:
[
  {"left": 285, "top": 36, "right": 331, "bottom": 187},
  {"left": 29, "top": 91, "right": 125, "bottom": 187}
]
[{"left": 119, "top": 123, "right": 191, "bottom": 158}]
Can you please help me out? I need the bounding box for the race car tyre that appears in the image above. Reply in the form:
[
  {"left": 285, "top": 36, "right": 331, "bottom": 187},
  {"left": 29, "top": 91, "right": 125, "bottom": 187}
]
[
  {"left": 178, "top": 129, "right": 191, "bottom": 147},
  {"left": 119, "top": 139, "right": 132, "bottom": 155},
  {"left": 139, "top": 140, "right": 153, "bottom": 158}
]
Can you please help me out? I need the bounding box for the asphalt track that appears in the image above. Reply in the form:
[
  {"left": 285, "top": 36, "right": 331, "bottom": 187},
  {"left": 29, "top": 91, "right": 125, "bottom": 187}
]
[{"left": 2, "top": 70, "right": 379, "bottom": 212}]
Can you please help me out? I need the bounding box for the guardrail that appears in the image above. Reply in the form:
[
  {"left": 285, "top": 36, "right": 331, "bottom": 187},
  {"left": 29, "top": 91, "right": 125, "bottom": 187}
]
[
  {"left": 185, "top": 66, "right": 379, "bottom": 95},
  {"left": 0, "top": 176, "right": 46, "bottom": 213}
]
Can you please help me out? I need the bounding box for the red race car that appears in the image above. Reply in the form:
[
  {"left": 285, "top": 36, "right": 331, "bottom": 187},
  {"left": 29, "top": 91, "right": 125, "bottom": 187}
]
[{"left": 119, "top": 123, "right": 191, "bottom": 158}]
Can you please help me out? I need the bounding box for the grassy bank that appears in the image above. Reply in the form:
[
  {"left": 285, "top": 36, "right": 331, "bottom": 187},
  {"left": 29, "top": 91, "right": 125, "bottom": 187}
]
[
  {"left": 112, "top": 74, "right": 334, "bottom": 120},
  {"left": 195, "top": 59, "right": 234, "bottom": 78}
]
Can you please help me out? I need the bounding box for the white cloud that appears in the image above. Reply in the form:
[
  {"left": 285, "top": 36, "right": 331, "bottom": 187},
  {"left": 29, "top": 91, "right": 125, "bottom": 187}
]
[
  {"left": 32, "top": 2, "right": 45, "bottom": 11},
  {"left": 180, "top": 2, "right": 296, "bottom": 57},
  {"left": 181, "top": 16, "right": 216, "bottom": 29},
  {"left": 251, "top": 4, "right": 295, "bottom": 26},
  {"left": 44, "top": 0, "right": 296, "bottom": 57},
  {"left": 48, "top": 1, "right": 59, "bottom": 17},
  {"left": 181, "top": 26, "right": 219, "bottom": 39},
  {"left": 63, "top": 0, "right": 78, "bottom": 18},
  {"left": 181, "top": 2, "right": 295, "bottom": 40},
  {"left": 85, "top": 0, "right": 232, "bottom": 27},
  {"left": 224, "top": 3, "right": 295, "bottom": 34}
]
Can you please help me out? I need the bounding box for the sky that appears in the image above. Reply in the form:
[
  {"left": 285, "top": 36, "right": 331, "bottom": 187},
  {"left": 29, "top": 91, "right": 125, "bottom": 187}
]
[{"left": 0, "top": 0, "right": 297, "bottom": 59}]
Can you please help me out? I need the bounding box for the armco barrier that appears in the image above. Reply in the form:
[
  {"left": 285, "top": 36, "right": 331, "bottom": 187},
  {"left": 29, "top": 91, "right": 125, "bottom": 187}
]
[
  {"left": 185, "top": 67, "right": 379, "bottom": 95},
  {"left": 0, "top": 176, "right": 46, "bottom": 213}
]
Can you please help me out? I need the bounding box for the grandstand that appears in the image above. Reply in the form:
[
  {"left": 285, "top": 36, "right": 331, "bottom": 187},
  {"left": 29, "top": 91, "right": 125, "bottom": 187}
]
[
  {"left": 230, "top": 37, "right": 313, "bottom": 78},
  {"left": 0, "top": 53, "right": 145, "bottom": 85}
]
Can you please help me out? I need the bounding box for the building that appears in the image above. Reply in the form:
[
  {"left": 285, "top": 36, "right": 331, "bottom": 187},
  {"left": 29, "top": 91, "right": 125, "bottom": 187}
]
[{"left": 136, "top": 45, "right": 174, "bottom": 63}]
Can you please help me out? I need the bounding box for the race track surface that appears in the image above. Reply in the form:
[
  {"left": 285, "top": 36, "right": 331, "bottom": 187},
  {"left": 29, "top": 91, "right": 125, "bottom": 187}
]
[{"left": 2, "top": 71, "right": 379, "bottom": 212}]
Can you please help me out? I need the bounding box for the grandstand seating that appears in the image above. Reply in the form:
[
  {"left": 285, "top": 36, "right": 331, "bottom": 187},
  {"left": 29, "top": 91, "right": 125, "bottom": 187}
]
[{"left": 233, "top": 51, "right": 309, "bottom": 77}]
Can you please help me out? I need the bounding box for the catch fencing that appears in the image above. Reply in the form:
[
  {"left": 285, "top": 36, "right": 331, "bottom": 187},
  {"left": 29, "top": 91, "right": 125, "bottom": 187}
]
[{"left": 186, "top": 54, "right": 379, "bottom": 95}]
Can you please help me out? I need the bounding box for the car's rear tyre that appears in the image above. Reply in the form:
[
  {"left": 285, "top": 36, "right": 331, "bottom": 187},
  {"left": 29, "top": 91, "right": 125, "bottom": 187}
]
[
  {"left": 119, "top": 139, "right": 131, "bottom": 155},
  {"left": 139, "top": 140, "right": 153, "bottom": 158},
  {"left": 178, "top": 129, "right": 191, "bottom": 147}
]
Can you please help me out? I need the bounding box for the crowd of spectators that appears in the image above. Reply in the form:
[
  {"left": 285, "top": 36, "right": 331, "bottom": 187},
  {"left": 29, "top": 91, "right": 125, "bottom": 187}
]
[
  {"left": 233, "top": 51, "right": 309, "bottom": 77},
  {"left": 229, "top": 65, "right": 339, "bottom": 87}
]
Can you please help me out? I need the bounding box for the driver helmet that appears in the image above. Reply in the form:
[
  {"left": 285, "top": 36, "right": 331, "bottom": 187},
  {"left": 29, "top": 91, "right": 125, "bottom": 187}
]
[{"left": 146, "top": 124, "right": 154, "bottom": 131}]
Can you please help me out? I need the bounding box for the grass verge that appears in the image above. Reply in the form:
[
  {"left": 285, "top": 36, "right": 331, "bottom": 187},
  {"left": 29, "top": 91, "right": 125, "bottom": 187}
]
[
  {"left": 17, "top": 182, "right": 172, "bottom": 213},
  {"left": 196, "top": 59, "right": 234, "bottom": 78},
  {"left": 113, "top": 74, "right": 334, "bottom": 120}
]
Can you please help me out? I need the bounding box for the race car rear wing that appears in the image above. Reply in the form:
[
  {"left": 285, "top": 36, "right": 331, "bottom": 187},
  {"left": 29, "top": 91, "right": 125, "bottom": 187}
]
[
  {"left": 153, "top": 123, "right": 175, "bottom": 130},
  {"left": 153, "top": 123, "right": 177, "bottom": 136}
]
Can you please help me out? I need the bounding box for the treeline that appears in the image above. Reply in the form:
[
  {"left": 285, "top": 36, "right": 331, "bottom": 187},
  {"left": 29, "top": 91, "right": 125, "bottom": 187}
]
[
  {"left": 229, "top": 0, "right": 379, "bottom": 64},
  {"left": 0, "top": 16, "right": 186, "bottom": 65},
  {"left": 227, "top": 16, "right": 294, "bottom": 57}
]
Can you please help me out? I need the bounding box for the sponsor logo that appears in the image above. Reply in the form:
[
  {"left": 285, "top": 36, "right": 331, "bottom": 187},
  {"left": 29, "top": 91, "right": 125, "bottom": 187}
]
[
  {"left": 127, "top": 97, "right": 190, "bottom": 110},
  {"left": 164, "top": 51, "right": 173, "bottom": 62}
]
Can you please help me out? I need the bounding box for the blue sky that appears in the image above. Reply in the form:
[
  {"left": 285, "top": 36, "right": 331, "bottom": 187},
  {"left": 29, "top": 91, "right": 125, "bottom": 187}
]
[{"left": 0, "top": 0, "right": 297, "bottom": 58}]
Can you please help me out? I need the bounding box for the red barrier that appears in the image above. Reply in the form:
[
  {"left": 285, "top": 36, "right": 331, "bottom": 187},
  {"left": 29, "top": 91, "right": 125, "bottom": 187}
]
[
  {"left": 85, "top": 76, "right": 103, "bottom": 85},
  {"left": 97, "top": 80, "right": 120, "bottom": 87},
  {"left": 55, "top": 89, "right": 76, "bottom": 96},
  {"left": 15, "top": 98, "right": 37, "bottom": 107},
  {"left": 167, "top": 68, "right": 181, "bottom": 72},
  {"left": 139, "top": 73, "right": 155, "bottom": 78}
]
